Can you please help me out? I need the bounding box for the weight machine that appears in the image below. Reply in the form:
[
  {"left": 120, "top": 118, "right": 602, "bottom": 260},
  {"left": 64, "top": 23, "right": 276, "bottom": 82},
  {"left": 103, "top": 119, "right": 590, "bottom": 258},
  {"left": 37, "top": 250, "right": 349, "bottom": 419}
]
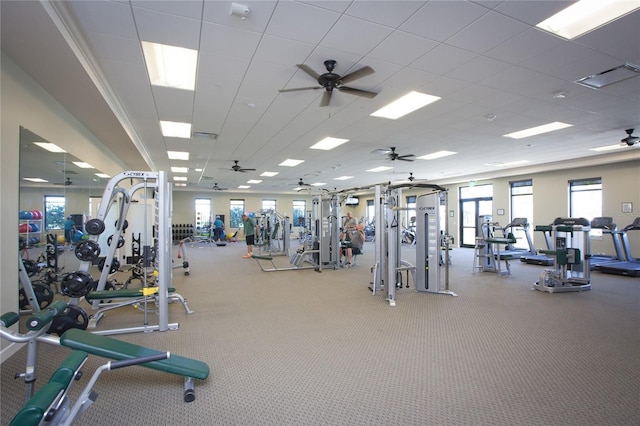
[
  {"left": 256, "top": 209, "right": 292, "bottom": 257},
  {"left": 533, "top": 217, "right": 592, "bottom": 293},
  {"left": 371, "top": 183, "right": 457, "bottom": 306},
  {"left": 64, "top": 171, "right": 191, "bottom": 335}
]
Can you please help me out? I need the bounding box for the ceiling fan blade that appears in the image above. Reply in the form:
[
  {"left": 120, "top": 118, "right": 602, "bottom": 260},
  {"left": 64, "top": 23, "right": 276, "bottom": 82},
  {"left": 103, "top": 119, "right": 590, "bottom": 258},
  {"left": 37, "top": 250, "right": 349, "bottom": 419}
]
[
  {"left": 338, "top": 86, "right": 378, "bottom": 99},
  {"left": 371, "top": 148, "right": 392, "bottom": 155},
  {"left": 279, "top": 86, "right": 323, "bottom": 93},
  {"left": 297, "top": 64, "right": 321, "bottom": 80},
  {"left": 340, "top": 66, "right": 374, "bottom": 85},
  {"left": 242, "top": 168, "right": 256, "bottom": 172},
  {"left": 319, "top": 90, "right": 332, "bottom": 107},
  {"left": 397, "top": 154, "right": 416, "bottom": 162}
]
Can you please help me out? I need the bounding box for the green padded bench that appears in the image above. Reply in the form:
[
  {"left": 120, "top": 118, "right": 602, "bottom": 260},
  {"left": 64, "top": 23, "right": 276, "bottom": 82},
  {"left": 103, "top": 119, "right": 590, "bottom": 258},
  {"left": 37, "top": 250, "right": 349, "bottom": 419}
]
[
  {"left": 86, "top": 287, "right": 177, "bottom": 300},
  {"left": 9, "top": 350, "right": 88, "bottom": 426},
  {"left": 60, "top": 328, "right": 209, "bottom": 401}
]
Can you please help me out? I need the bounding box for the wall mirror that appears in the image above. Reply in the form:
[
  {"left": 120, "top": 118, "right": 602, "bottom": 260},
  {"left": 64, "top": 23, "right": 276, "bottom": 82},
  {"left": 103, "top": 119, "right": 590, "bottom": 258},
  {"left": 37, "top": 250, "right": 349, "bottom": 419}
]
[{"left": 19, "top": 126, "right": 106, "bottom": 329}]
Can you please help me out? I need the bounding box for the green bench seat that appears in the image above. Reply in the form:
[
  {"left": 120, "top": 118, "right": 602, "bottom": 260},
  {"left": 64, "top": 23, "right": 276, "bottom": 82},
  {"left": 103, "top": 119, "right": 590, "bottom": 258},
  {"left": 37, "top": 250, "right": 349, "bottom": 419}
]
[
  {"left": 60, "top": 329, "right": 209, "bottom": 380},
  {"left": 86, "top": 287, "right": 177, "bottom": 301},
  {"left": 10, "top": 350, "right": 88, "bottom": 426}
]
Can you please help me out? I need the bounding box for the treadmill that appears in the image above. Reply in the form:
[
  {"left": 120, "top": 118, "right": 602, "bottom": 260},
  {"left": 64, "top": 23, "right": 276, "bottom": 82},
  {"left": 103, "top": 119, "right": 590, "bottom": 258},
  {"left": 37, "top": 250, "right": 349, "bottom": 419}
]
[
  {"left": 520, "top": 224, "right": 555, "bottom": 266},
  {"left": 597, "top": 217, "right": 640, "bottom": 277},
  {"left": 493, "top": 218, "right": 537, "bottom": 260},
  {"left": 589, "top": 217, "right": 623, "bottom": 270}
]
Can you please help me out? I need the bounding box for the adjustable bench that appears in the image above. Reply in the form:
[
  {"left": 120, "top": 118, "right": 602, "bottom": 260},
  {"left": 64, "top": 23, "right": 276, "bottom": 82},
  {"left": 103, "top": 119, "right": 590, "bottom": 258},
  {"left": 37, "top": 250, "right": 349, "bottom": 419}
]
[{"left": 60, "top": 328, "right": 209, "bottom": 402}]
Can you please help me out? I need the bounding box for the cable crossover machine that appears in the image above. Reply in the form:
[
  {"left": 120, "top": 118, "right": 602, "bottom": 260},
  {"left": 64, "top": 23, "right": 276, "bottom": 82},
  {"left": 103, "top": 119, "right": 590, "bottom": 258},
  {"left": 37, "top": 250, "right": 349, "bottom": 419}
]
[{"left": 370, "top": 182, "right": 457, "bottom": 306}]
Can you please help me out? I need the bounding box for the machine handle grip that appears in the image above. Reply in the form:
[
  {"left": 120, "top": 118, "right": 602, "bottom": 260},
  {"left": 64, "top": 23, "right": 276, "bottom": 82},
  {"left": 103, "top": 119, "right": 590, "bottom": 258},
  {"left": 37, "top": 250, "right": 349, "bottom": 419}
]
[{"left": 108, "top": 352, "right": 170, "bottom": 370}]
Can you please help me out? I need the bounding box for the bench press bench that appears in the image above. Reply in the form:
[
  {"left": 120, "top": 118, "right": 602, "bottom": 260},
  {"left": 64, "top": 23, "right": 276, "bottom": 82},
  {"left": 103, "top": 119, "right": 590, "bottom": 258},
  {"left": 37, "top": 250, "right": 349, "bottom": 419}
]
[{"left": 2, "top": 301, "right": 210, "bottom": 426}]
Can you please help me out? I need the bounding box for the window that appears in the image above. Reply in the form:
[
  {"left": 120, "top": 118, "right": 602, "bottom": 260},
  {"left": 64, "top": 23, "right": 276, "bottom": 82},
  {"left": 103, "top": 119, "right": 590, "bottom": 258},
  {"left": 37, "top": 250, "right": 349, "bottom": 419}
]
[
  {"left": 195, "top": 198, "right": 211, "bottom": 236},
  {"left": 510, "top": 180, "right": 533, "bottom": 249},
  {"left": 230, "top": 199, "right": 245, "bottom": 228},
  {"left": 293, "top": 200, "right": 306, "bottom": 227},
  {"left": 44, "top": 195, "right": 65, "bottom": 231},
  {"left": 406, "top": 195, "right": 416, "bottom": 230},
  {"left": 366, "top": 199, "right": 374, "bottom": 225},
  {"left": 570, "top": 177, "right": 602, "bottom": 236},
  {"left": 262, "top": 199, "right": 276, "bottom": 213}
]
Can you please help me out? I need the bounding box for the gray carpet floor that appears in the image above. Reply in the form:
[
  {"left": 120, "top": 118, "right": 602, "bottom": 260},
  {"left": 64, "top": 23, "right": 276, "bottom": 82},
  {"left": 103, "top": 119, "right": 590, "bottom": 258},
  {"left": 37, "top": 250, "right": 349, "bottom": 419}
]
[{"left": 2, "top": 240, "right": 639, "bottom": 425}]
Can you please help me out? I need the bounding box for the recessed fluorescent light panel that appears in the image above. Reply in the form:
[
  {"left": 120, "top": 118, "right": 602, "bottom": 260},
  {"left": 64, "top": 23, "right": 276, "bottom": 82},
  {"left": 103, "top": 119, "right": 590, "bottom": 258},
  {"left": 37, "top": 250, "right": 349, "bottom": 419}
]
[
  {"left": 238, "top": 185, "right": 251, "bottom": 189},
  {"left": 141, "top": 41, "right": 197, "bottom": 90},
  {"left": 23, "top": 177, "right": 48, "bottom": 183},
  {"left": 310, "top": 137, "right": 349, "bottom": 150},
  {"left": 371, "top": 91, "right": 441, "bottom": 120},
  {"left": 33, "top": 142, "right": 66, "bottom": 153},
  {"left": 536, "top": 0, "right": 640, "bottom": 40},
  {"left": 503, "top": 122, "right": 572, "bottom": 139},
  {"left": 334, "top": 176, "right": 354, "bottom": 181},
  {"left": 168, "top": 151, "right": 189, "bottom": 160},
  {"left": 311, "top": 182, "right": 326, "bottom": 187},
  {"left": 173, "top": 176, "right": 187, "bottom": 181},
  {"left": 160, "top": 121, "right": 192, "bottom": 138},
  {"left": 418, "top": 150, "right": 457, "bottom": 160},
  {"left": 247, "top": 179, "right": 262, "bottom": 184},
  {"left": 174, "top": 183, "right": 187, "bottom": 187},
  {"left": 367, "top": 166, "right": 393, "bottom": 172},
  {"left": 279, "top": 159, "right": 304, "bottom": 167},
  {"left": 171, "top": 167, "right": 189, "bottom": 173},
  {"left": 260, "top": 171, "right": 279, "bottom": 177},
  {"left": 95, "top": 173, "right": 110, "bottom": 178},
  {"left": 590, "top": 144, "right": 627, "bottom": 152},
  {"left": 72, "top": 161, "right": 94, "bottom": 169}
]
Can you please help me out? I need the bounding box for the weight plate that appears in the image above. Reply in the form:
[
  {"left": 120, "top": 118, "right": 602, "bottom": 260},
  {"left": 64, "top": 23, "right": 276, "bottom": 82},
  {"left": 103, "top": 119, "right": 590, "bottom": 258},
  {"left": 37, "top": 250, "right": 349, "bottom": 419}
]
[
  {"left": 47, "top": 305, "right": 88, "bottom": 335},
  {"left": 107, "top": 234, "right": 125, "bottom": 248},
  {"left": 61, "top": 271, "right": 94, "bottom": 297},
  {"left": 23, "top": 259, "right": 39, "bottom": 276},
  {"left": 85, "top": 218, "right": 106, "bottom": 235},
  {"left": 98, "top": 257, "right": 121, "bottom": 274},
  {"left": 74, "top": 240, "right": 101, "bottom": 261},
  {"left": 32, "top": 282, "right": 54, "bottom": 309}
]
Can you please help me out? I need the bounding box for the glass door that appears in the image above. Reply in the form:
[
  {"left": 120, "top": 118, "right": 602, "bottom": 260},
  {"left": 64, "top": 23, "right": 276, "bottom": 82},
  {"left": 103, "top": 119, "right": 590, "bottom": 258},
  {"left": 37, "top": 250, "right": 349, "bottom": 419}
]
[{"left": 460, "top": 199, "right": 492, "bottom": 247}]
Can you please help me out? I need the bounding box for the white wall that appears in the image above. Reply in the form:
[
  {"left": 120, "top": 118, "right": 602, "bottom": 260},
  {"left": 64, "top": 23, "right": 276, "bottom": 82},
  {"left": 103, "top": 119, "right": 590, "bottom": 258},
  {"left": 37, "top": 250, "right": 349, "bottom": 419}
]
[{"left": 1, "top": 54, "right": 127, "bottom": 360}]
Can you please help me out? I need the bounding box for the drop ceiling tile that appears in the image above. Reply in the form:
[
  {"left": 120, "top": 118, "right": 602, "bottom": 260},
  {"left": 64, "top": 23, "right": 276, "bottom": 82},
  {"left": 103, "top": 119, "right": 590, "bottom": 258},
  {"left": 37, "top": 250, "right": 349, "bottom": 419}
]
[
  {"left": 200, "top": 23, "right": 261, "bottom": 59},
  {"left": 447, "top": 55, "right": 511, "bottom": 83},
  {"left": 265, "top": 1, "right": 340, "bottom": 45},
  {"left": 368, "top": 31, "right": 438, "bottom": 66},
  {"left": 446, "top": 11, "right": 530, "bottom": 54},
  {"left": 70, "top": 0, "right": 138, "bottom": 39},
  {"left": 494, "top": 0, "right": 573, "bottom": 26},
  {"left": 400, "top": 1, "right": 488, "bottom": 42},
  {"left": 131, "top": 5, "right": 201, "bottom": 48},
  {"left": 130, "top": 0, "right": 204, "bottom": 20},
  {"left": 202, "top": 0, "right": 276, "bottom": 32},
  {"left": 345, "top": 1, "right": 425, "bottom": 27},
  {"left": 411, "top": 44, "right": 478, "bottom": 76},
  {"left": 485, "top": 28, "right": 563, "bottom": 65},
  {"left": 320, "top": 15, "right": 393, "bottom": 55}
]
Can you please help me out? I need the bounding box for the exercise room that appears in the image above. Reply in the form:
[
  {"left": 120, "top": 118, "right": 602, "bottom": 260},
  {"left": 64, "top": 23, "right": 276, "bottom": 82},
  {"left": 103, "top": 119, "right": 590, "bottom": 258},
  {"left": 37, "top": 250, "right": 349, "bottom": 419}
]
[{"left": 2, "top": 1, "right": 639, "bottom": 425}]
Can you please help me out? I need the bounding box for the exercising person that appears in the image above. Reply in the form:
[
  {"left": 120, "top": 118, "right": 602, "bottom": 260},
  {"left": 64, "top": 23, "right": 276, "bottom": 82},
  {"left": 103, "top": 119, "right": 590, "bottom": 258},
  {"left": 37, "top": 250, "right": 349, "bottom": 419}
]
[
  {"left": 241, "top": 213, "right": 259, "bottom": 258},
  {"left": 213, "top": 216, "right": 224, "bottom": 241}
]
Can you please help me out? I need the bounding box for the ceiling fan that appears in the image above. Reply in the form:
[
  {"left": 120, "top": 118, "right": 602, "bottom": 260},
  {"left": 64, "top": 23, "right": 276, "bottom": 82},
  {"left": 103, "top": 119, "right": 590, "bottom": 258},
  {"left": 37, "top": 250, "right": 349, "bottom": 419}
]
[
  {"left": 279, "top": 60, "right": 378, "bottom": 107},
  {"left": 621, "top": 128, "right": 639, "bottom": 146},
  {"left": 212, "top": 183, "right": 228, "bottom": 191},
  {"left": 54, "top": 177, "right": 73, "bottom": 186},
  {"left": 373, "top": 147, "right": 416, "bottom": 162},
  {"left": 231, "top": 160, "right": 256, "bottom": 173}
]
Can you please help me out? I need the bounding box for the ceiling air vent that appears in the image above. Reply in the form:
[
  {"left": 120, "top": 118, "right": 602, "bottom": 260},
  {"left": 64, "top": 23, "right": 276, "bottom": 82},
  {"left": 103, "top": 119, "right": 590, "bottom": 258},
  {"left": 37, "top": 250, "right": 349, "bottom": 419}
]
[
  {"left": 574, "top": 62, "right": 640, "bottom": 89},
  {"left": 192, "top": 131, "right": 218, "bottom": 140}
]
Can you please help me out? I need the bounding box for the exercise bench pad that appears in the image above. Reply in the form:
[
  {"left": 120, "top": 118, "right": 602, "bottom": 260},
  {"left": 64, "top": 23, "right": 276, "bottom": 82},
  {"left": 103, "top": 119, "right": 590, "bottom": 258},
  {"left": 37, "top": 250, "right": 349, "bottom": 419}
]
[
  {"left": 60, "top": 329, "right": 209, "bottom": 380},
  {"left": 10, "top": 351, "right": 88, "bottom": 426},
  {"left": 252, "top": 255, "right": 274, "bottom": 260}
]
